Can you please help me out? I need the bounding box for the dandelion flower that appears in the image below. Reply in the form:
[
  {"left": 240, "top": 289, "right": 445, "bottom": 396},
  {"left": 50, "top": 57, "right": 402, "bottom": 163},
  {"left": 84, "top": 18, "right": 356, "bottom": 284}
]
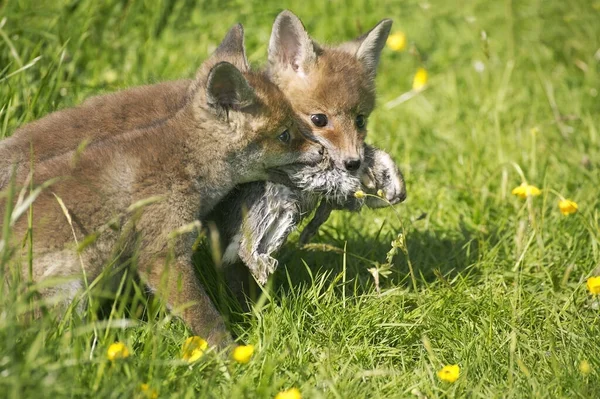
[
  {"left": 511, "top": 183, "right": 541, "bottom": 199},
  {"left": 558, "top": 199, "right": 578, "bottom": 215},
  {"left": 386, "top": 31, "right": 407, "bottom": 52},
  {"left": 354, "top": 190, "right": 366, "bottom": 199},
  {"left": 232, "top": 344, "right": 255, "bottom": 364},
  {"left": 107, "top": 342, "right": 130, "bottom": 361},
  {"left": 139, "top": 383, "right": 158, "bottom": 399},
  {"left": 579, "top": 360, "right": 591, "bottom": 375},
  {"left": 182, "top": 336, "right": 208, "bottom": 363},
  {"left": 437, "top": 364, "right": 460, "bottom": 383},
  {"left": 412, "top": 67, "right": 428, "bottom": 91},
  {"left": 275, "top": 388, "right": 302, "bottom": 399},
  {"left": 586, "top": 276, "right": 600, "bottom": 295}
]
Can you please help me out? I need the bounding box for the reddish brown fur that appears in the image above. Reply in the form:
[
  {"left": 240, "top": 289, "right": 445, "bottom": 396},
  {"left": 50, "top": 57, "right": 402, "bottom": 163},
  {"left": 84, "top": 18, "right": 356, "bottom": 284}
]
[
  {"left": 0, "top": 17, "right": 400, "bottom": 342},
  {"left": 275, "top": 49, "right": 376, "bottom": 162},
  {"left": 0, "top": 80, "right": 190, "bottom": 179},
  {"left": 2, "top": 60, "right": 322, "bottom": 346},
  {"left": 0, "top": 16, "right": 390, "bottom": 184}
]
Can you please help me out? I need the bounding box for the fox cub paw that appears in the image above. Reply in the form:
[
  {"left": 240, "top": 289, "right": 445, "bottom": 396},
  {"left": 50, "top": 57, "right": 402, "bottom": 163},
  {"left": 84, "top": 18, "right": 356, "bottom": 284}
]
[{"left": 363, "top": 148, "right": 406, "bottom": 208}]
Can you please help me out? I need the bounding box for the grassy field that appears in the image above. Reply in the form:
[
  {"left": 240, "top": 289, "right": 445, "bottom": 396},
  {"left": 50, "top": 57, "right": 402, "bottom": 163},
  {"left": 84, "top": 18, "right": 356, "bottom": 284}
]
[{"left": 1, "top": 0, "right": 600, "bottom": 397}]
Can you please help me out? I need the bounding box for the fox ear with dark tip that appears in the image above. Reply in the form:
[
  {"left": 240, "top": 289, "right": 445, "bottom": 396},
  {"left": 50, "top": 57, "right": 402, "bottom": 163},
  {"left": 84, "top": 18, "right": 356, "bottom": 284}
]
[
  {"left": 268, "top": 10, "right": 318, "bottom": 80},
  {"left": 209, "top": 23, "right": 249, "bottom": 73},
  {"left": 192, "top": 23, "right": 249, "bottom": 92},
  {"left": 190, "top": 24, "right": 250, "bottom": 104},
  {"left": 338, "top": 19, "right": 393, "bottom": 79},
  {"left": 204, "top": 61, "right": 256, "bottom": 118}
]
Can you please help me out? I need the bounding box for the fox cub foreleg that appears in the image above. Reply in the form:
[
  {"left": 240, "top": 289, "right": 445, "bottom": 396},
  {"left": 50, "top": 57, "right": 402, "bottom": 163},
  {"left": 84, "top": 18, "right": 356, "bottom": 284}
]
[{"left": 136, "top": 207, "right": 231, "bottom": 346}]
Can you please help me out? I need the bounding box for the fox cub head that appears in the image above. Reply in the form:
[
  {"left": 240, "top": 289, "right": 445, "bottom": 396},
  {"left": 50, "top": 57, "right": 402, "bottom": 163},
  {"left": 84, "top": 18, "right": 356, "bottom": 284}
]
[
  {"left": 267, "top": 11, "right": 392, "bottom": 174},
  {"left": 188, "top": 24, "right": 323, "bottom": 181}
]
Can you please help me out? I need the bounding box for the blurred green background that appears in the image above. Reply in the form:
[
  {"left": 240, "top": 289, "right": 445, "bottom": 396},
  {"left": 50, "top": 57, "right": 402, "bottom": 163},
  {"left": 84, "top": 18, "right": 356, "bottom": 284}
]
[{"left": 1, "top": 0, "right": 599, "bottom": 397}]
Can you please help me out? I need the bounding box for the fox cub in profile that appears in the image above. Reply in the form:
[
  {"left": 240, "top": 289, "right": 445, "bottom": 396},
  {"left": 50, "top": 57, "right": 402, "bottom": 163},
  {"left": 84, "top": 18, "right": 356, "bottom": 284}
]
[{"left": 1, "top": 26, "right": 322, "bottom": 345}]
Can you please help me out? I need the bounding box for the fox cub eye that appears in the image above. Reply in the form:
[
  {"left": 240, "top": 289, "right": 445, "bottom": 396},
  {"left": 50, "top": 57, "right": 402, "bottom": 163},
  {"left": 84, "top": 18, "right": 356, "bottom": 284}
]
[
  {"left": 310, "top": 114, "right": 328, "bottom": 127},
  {"left": 355, "top": 115, "right": 366, "bottom": 129},
  {"left": 278, "top": 129, "right": 291, "bottom": 144}
]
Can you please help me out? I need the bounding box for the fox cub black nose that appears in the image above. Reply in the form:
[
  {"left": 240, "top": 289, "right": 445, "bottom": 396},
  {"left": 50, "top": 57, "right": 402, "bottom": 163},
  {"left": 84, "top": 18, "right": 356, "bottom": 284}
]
[{"left": 344, "top": 158, "right": 361, "bottom": 172}]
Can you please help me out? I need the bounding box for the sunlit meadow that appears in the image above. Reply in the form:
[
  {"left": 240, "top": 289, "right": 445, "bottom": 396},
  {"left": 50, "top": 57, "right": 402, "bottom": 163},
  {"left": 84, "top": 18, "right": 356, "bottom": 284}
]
[{"left": 1, "top": 0, "right": 599, "bottom": 397}]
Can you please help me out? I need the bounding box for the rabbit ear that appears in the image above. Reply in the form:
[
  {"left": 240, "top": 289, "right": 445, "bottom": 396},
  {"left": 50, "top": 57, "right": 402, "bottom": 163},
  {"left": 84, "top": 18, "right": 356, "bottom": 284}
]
[
  {"left": 268, "top": 10, "right": 318, "bottom": 79},
  {"left": 204, "top": 62, "right": 256, "bottom": 116},
  {"left": 338, "top": 19, "right": 392, "bottom": 79}
]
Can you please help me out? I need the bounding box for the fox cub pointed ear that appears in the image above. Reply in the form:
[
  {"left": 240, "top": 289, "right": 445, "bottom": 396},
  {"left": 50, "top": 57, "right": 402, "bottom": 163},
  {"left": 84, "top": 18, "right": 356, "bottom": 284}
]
[
  {"left": 341, "top": 19, "right": 393, "bottom": 79},
  {"left": 268, "top": 10, "right": 317, "bottom": 77},
  {"left": 210, "top": 23, "right": 250, "bottom": 73},
  {"left": 205, "top": 62, "right": 256, "bottom": 115},
  {"left": 189, "top": 25, "right": 249, "bottom": 101}
]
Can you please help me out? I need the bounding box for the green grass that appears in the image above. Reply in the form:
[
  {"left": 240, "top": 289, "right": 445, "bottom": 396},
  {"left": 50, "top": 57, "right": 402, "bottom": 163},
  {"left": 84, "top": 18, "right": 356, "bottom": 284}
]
[{"left": 1, "top": 0, "right": 600, "bottom": 397}]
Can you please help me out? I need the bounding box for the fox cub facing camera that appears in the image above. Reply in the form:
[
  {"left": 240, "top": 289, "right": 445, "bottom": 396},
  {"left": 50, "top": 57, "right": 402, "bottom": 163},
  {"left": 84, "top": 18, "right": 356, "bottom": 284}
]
[{"left": 1, "top": 26, "right": 322, "bottom": 346}]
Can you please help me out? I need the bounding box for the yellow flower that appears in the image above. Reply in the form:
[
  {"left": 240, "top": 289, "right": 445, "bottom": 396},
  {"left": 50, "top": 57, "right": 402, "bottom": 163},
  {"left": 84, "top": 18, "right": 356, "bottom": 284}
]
[
  {"left": 354, "top": 190, "right": 366, "bottom": 199},
  {"left": 232, "top": 344, "right": 255, "bottom": 364},
  {"left": 386, "top": 31, "right": 407, "bottom": 52},
  {"left": 511, "top": 183, "right": 541, "bottom": 199},
  {"left": 377, "top": 189, "right": 385, "bottom": 197},
  {"left": 558, "top": 199, "right": 578, "bottom": 215},
  {"left": 579, "top": 360, "right": 591, "bottom": 375},
  {"left": 107, "top": 342, "right": 130, "bottom": 361},
  {"left": 139, "top": 383, "right": 158, "bottom": 399},
  {"left": 586, "top": 276, "right": 600, "bottom": 295},
  {"left": 275, "top": 388, "right": 302, "bottom": 399},
  {"left": 412, "top": 67, "right": 428, "bottom": 91},
  {"left": 182, "top": 336, "right": 208, "bottom": 363},
  {"left": 102, "top": 69, "right": 118, "bottom": 84},
  {"left": 437, "top": 364, "right": 460, "bottom": 383}
]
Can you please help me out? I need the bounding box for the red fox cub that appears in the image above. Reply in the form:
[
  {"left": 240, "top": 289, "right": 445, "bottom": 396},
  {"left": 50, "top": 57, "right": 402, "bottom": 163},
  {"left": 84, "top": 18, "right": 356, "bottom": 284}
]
[
  {"left": 1, "top": 26, "right": 323, "bottom": 346},
  {"left": 1, "top": 14, "right": 406, "bottom": 313}
]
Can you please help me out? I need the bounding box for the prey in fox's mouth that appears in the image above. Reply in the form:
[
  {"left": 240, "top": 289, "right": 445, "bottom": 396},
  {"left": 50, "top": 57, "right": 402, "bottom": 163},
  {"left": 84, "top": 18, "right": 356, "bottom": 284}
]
[{"left": 267, "top": 148, "right": 363, "bottom": 204}]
